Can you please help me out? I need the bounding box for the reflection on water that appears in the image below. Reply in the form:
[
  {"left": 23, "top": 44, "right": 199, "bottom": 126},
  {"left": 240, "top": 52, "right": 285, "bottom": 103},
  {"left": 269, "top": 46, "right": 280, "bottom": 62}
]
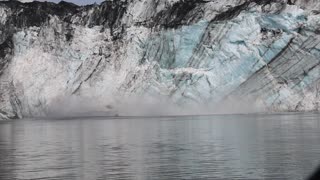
[{"left": 0, "top": 113, "right": 319, "bottom": 179}]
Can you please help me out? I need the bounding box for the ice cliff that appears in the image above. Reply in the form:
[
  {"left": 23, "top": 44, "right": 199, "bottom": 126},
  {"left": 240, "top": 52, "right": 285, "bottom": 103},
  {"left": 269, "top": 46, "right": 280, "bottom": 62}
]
[{"left": 0, "top": 0, "right": 320, "bottom": 119}]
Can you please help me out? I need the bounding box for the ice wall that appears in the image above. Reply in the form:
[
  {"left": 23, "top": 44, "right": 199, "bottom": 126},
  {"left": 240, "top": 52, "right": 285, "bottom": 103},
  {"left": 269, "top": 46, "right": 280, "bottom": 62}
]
[{"left": 0, "top": 0, "right": 320, "bottom": 119}]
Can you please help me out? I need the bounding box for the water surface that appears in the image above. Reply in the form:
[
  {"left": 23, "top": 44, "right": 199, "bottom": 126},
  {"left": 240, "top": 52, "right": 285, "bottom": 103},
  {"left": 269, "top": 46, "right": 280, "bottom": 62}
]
[{"left": 0, "top": 113, "right": 319, "bottom": 179}]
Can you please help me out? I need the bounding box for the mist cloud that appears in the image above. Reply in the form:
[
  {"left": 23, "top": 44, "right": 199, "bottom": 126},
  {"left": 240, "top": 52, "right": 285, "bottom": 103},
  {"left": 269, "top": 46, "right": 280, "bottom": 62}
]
[{"left": 44, "top": 93, "right": 267, "bottom": 119}]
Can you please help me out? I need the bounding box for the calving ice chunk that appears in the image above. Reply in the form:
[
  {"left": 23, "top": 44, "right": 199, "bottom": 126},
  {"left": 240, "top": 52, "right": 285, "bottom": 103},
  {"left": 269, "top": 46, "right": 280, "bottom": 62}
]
[{"left": 0, "top": 0, "right": 320, "bottom": 119}]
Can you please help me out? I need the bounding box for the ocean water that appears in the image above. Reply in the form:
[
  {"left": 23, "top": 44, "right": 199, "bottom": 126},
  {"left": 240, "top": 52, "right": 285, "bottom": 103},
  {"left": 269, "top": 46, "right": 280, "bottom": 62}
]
[{"left": 0, "top": 113, "right": 319, "bottom": 180}]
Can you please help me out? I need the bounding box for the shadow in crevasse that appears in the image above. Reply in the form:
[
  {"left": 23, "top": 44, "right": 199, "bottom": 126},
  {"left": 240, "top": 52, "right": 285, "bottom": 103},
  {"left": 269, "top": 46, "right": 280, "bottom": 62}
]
[{"left": 308, "top": 166, "right": 320, "bottom": 180}]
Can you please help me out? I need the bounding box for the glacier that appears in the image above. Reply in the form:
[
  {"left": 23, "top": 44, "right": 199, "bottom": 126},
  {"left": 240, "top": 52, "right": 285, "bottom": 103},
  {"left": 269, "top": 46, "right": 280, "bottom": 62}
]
[{"left": 0, "top": 0, "right": 320, "bottom": 119}]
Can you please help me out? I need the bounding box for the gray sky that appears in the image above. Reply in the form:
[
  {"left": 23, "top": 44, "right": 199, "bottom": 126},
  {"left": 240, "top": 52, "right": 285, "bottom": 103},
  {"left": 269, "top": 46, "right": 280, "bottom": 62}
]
[{"left": 19, "top": 0, "right": 105, "bottom": 5}]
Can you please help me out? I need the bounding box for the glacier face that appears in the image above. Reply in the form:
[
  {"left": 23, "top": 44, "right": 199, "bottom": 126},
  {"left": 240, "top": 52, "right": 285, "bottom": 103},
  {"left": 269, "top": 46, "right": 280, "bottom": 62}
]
[{"left": 0, "top": 0, "right": 320, "bottom": 119}]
